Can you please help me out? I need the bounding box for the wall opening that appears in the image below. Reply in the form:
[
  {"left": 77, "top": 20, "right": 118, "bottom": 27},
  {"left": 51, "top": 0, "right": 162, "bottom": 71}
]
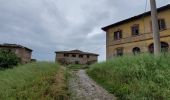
[
  {"left": 148, "top": 42, "right": 169, "bottom": 53},
  {"left": 132, "top": 47, "right": 141, "bottom": 55}
]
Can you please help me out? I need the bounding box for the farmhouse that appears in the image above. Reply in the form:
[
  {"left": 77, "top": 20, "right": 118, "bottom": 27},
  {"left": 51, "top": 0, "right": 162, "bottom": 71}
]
[
  {"left": 0, "top": 43, "right": 33, "bottom": 63},
  {"left": 102, "top": 4, "right": 170, "bottom": 60},
  {"left": 55, "top": 50, "right": 99, "bottom": 65}
]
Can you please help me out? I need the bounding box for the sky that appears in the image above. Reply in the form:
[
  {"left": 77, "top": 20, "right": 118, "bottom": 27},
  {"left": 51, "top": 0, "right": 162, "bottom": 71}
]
[{"left": 0, "top": 0, "right": 169, "bottom": 61}]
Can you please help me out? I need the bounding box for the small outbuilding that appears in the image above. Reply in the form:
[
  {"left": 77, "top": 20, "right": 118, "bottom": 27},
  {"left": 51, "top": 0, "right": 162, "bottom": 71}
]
[{"left": 0, "top": 43, "right": 33, "bottom": 63}]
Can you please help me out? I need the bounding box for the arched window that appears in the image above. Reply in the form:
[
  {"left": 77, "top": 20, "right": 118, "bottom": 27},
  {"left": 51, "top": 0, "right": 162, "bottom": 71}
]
[
  {"left": 132, "top": 47, "right": 141, "bottom": 55},
  {"left": 161, "top": 42, "right": 169, "bottom": 52},
  {"left": 148, "top": 42, "right": 169, "bottom": 53}
]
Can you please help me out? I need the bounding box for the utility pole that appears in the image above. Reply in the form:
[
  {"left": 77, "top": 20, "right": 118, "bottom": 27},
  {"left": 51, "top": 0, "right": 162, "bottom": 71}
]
[{"left": 150, "top": 0, "right": 161, "bottom": 55}]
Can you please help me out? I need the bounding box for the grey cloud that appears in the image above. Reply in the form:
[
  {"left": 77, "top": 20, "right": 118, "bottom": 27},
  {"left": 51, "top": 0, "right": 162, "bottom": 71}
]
[{"left": 0, "top": 0, "right": 169, "bottom": 61}]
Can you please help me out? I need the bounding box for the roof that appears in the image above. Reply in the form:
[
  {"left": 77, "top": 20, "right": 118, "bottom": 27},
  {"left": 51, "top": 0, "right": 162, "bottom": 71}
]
[
  {"left": 55, "top": 49, "right": 99, "bottom": 56},
  {"left": 0, "top": 43, "right": 33, "bottom": 51},
  {"left": 102, "top": 4, "right": 170, "bottom": 31}
]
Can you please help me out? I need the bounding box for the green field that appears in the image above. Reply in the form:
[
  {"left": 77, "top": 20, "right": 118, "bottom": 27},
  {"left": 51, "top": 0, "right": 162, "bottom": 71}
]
[
  {"left": 0, "top": 62, "right": 68, "bottom": 100},
  {"left": 87, "top": 54, "right": 170, "bottom": 100}
]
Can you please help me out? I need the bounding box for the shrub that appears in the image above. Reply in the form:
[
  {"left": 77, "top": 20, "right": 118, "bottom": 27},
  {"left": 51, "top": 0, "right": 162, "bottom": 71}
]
[{"left": 0, "top": 49, "right": 20, "bottom": 69}]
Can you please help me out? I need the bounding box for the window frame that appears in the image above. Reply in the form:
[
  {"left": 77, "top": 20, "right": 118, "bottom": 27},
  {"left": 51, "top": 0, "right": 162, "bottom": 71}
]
[
  {"left": 72, "top": 54, "right": 76, "bottom": 57},
  {"left": 158, "top": 18, "right": 166, "bottom": 31},
  {"left": 131, "top": 24, "right": 140, "bottom": 36},
  {"left": 113, "top": 30, "right": 122, "bottom": 40},
  {"left": 116, "top": 48, "right": 124, "bottom": 56},
  {"left": 132, "top": 47, "right": 141, "bottom": 55},
  {"left": 64, "top": 53, "right": 69, "bottom": 57},
  {"left": 150, "top": 18, "right": 166, "bottom": 32},
  {"left": 79, "top": 54, "right": 84, "bottom": 58},
  {"left": 87, "top": 55, "right": 90, "bottom": 58}
]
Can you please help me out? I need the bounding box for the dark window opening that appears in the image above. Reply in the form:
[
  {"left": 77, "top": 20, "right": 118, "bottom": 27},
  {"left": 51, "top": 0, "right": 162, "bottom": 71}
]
[
  {"left": 158, "top": 19, "right": 166, "bottom": 30},
  {"left": 72, "top": 54, "right": 76, "bottom": 57},
  {"left": 87, "top": 55, "right": 90, "bottom": 58},
  {"left": 64, "top": 54, "right": 69, "bottom": 57},
  {"left": 132, "top": 47, "right": 141, "bottom": 55},
  {"left": 79, "top": 55, "right": 83, "bottom": 58},
  {"left": 151, "top": 19, "right": 166, "bottom": 31},
  {"left": 149, "top": 42, "right": 169, "bottom": 53},
  {"left": 132, "top": 24, "right": 139, "bottom": 36},
  {"left": 116, "top": 48, "right": 123, "bottom": 56},
  {"left": 114, "top": 30, "right": 122, "bottom": 40}
]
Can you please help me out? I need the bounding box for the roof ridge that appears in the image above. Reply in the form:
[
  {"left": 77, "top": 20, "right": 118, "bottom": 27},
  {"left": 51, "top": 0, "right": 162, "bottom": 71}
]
[
  {"left": 55, "top": 50, "right": 99, "bottom": 56},
  {"left": 0, "top": 43, "right": 32, "bottom": 51}
]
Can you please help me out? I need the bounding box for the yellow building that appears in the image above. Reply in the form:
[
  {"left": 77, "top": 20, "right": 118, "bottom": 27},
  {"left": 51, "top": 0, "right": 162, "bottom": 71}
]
[{"left": 102, "top": 4, "right": 170, "bottom": 60}]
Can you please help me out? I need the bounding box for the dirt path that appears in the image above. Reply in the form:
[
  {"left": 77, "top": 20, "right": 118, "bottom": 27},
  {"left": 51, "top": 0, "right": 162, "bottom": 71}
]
[{"left": 69, "top": 70, "right": 116, "bottom": 100}]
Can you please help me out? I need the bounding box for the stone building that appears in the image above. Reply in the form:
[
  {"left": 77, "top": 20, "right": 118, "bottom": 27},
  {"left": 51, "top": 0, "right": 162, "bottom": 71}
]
[
  {"left": 55, "top": 50, "right": 99, "bottom": 65},
  {"left": 102, "top": 4, "right": 170, "bottom": 60},
  {"left": 0, "top": 43, "right": 33, "bottom": 63}
]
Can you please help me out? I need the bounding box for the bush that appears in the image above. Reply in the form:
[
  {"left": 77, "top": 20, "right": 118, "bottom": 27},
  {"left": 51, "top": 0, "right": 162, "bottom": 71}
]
[{"left": 0, "top": 49, "right": 20, "bottom": 69}]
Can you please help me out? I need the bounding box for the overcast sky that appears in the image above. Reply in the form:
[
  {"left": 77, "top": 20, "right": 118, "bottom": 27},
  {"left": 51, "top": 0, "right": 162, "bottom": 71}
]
[{"left": 0, "top": 0, "right": 169, "bottom": 61}]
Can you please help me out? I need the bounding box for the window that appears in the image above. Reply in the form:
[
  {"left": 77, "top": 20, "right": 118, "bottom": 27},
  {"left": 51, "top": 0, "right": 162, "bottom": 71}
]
[
  {"left": 131, "top": 24, "right": 139, "bottom": 36},
  {"left": 161, "top": 42, "right": 169, "bottom": 52},
  {"left": 64, "top": 54, "right": 69, "bottom": 57},
  {"left": 148, "top": 42, "right": 169, "bottom": 53},
  {"left": 87, "top": 55, "right": 90, "bottom": 58},
  {"left": 116, "top": 48, "right": 123, "bottom": 56},
  {"left": 79, "top": 55, "right": 83, "bottom": 58},
  {"left": 72, "top": 54, "right": 76, "bottom": 57},
  {"left": 151, "top": 19, "right": 166, "bottom": 31},
  {"left": 158, "top": 19, "right": 166, "bottom": 30},
  {"left": 132, "top": 47, "right": 141, "bottom": 55},
  {"left": 114, "top": 30, "right": 122, "bottom": 40}
]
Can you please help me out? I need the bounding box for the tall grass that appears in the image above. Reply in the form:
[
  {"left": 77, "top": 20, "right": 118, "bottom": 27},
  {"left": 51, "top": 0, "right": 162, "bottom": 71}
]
[
  {"left": 87, "top": 53, "right": 170, "bottom": 100},
  {"left": 0, "top": 62, "right": 68, "bottom": 100}
]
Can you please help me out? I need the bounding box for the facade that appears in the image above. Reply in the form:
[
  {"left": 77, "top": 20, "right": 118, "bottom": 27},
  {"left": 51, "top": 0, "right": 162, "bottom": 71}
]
[
  {"left": 0, "top": 43, "right": 33, "bottom": 63},
  {"left": 102, "top": 4, "right": 170, "bottom": 60},
  {"left": 55, "top": 50, "right": 99, "bottom": 65}
]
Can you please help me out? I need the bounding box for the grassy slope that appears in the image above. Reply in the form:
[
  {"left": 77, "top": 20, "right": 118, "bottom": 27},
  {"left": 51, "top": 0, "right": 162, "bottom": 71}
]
[
  {"left": 87, "top": 54, "right": 170, "bottom": 100},
  {"left": 0, "top": 62, "right": 68, "bottom": 100}
]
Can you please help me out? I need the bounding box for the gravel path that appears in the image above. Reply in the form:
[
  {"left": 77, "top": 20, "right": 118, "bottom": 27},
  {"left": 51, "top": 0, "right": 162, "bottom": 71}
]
[{"left": 69, "top": 70, "right": 116, "bottom": 100}]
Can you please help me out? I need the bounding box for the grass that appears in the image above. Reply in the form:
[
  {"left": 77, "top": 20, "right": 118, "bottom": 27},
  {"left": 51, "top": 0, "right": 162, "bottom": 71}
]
[
  {"left": 87, "top": 53, "right": 170, "bottom": 100},
  {"left": 0, "top": 62, "right": 68, "bottom": 100}
]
